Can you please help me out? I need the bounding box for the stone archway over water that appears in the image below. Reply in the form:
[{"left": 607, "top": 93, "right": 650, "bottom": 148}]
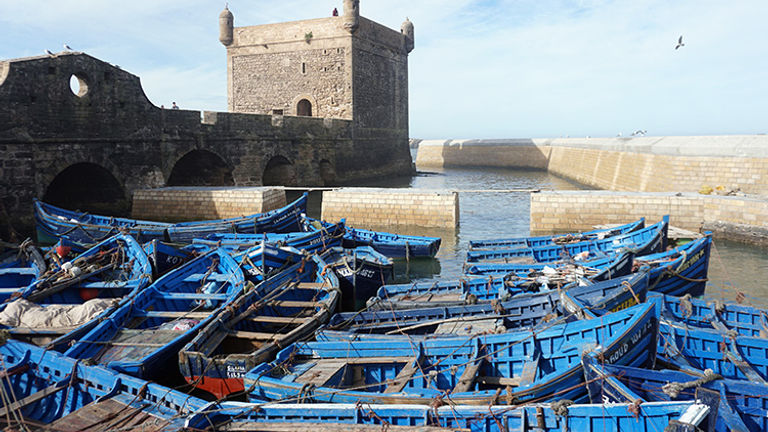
[
  {"left": 262, "top": 156, "right": 297, "bottom": 186},
  {"left": 43, "top": 162, "right": 128, "bottom": 216},
  {"left": 168, "top": 150, "right": 235, "bottom": 186}
]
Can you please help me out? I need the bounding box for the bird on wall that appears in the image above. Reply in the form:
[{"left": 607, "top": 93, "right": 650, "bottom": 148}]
[
  {"left": 675, "top": 35, "right": 685, "bottom": 50},
  {"left": 44, "top": 49, "right": 55, "bottom": 57},
  {"left": 63, "top": 43, "right": 72, "bottom": 51}
]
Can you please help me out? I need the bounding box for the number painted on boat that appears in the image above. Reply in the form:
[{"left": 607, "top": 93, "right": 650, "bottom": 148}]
[
  {"left": 609, "top": 297, "right": 637, "bottom": 312},
  {"left": 604, "top": 319, "right": 654, "bottom": 364},
  {"left": 227, "top": 365, "right": 246, "bottom": 379},
  {"left": 675, "top": 249, "right": 704, "bottom": 274},
  {"left": 335, "top": 267, "right": 376, "bottom": 279}
]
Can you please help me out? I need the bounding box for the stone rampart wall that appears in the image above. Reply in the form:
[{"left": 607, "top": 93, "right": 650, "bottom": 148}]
[
  {"left": 132, "top": 187, "right": 285, "bottom": 222},
  {"left": 416, "top": 137, "right": 768, "bottom": 195},
  {"left": 530, "top": 191, "right": 768, "bottom": 245},
  {"left": 321, "top": 188, "right": 458, "bottom": 228}
]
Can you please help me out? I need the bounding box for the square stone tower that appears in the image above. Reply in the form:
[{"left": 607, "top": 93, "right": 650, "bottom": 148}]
[{"left": 219, "top": 1, "right": 414, "bottom": 134}]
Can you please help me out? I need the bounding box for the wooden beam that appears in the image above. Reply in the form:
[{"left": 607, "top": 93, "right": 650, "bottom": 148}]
[{"left": 384, "top": 357, "right": 420, "bottom": 393}]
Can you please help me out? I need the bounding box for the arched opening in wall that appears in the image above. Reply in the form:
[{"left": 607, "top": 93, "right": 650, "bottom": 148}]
[
  {"left": 319, "top": 160, "right": 336, "bottom": 186},
  {"left": 69, "top": 74, "right": 89, "bottom": 98},
  {"left": 43, "top": 163, "right": 129, "bottom": 216},
  {"left": 297, "top": 99, "right": 312, "bottom": 116},
  {"left": 262, "top": 156, "right": 297, "bottom": 186},
  {"left": 167, "top": 150, "right": 235, "bottom": 186}
]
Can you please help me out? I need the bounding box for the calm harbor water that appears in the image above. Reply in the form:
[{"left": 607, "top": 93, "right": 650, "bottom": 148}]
[{"left": 297, "top": 162, "right": 768, "bottom": 307}]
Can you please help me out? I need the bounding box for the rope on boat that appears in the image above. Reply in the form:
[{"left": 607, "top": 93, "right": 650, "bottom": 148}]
[{"left": 661, "top": 369, "right": 722, "bottom": 398}]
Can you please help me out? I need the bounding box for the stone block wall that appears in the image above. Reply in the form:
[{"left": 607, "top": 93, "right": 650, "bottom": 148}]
[
  {"left": 132, "top": 187, "right": 285, "bottom": 222},
  {"left": 321, "top": 188, "right": 458, "bottom": 228},
  {"left": 415, "top": 140, "right": 551, "bottom": 169},
  {"left": 530, "top": 191, "right": 768, "bottom": 245}
]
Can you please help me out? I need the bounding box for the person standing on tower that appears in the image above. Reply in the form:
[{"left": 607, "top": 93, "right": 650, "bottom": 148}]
[
  {"left": 332, "top": 7, "right": 338, "bottom": 16},
  {"left": 172, "top": 102, "right": 179, "bottom": 110}
]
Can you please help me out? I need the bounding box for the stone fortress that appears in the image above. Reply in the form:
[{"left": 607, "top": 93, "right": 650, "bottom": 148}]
[{"left": 0, "top": 0, "right": 415, "bottom": 238}]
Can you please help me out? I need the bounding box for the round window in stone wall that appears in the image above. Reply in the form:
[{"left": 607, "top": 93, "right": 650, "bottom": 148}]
[{"left": 69, "top": 74, "right": 89, "bottom": 98}]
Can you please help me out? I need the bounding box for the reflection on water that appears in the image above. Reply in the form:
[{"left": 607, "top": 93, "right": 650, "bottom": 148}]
[{"left": 295, "top": 163, "right": 768, "bottom": 307}]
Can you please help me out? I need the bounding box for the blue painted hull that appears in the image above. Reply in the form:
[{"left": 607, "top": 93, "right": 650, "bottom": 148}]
[
  {"left": 639, "top": 235, "right": 712, "bottom": 296},
  {"left": 469, "top": 217, "right": 645, "bottom": 250},
  {"left": 321, "top": 246, "right": 394, "bottom": 310},
  {"left": 246, "top": 302, "right": 657, "bottom": 405}
]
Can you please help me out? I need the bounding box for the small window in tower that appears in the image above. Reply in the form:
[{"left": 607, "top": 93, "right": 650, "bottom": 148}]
[
  {"left": 323, "top": 49, "right": 327, "bottom": 55},
  {"left": 272, "top": 109, "right": 284, "bottom": 115},
  {"left": 336, "top": 48, "right": 341, "bottom": 54},
  {"left": 301, "top": 62, "right": 306, "bottom": 74}
]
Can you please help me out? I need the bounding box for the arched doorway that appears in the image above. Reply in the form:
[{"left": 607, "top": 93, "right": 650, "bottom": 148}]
[
  {"left": 262, "top": 156, "right": 297, "bottom": 186},
  {"left": 43, "top": 163, "right": 128, "bottom": 216},
  {"left": 319, "top": 160, "right": 336, "bottom": 186},
  {"left": 296, "top": 99, "right": 312, "bottom": 116},
  {"left": 168, "top": 150, "right": 234, "bottom": 186}
]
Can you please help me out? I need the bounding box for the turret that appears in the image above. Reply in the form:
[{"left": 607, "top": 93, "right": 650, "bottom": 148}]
[
  {"left": 219, "top": 5, "right": 234, "bottom": 46},
  {"left": 401, "top": 17, "right": 414, "bottom": 53},
  {"left": 343, "top": 0, "right": 359, "bottom": 34}
]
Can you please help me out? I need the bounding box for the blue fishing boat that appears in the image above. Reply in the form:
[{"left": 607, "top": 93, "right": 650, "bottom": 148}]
[
  {"left": 657, "top": 318, "right": 768, "bottom": 383},
  {"left": 636, "top": 234, "right": 712, "bottom": 296},
  {"left": 142, "top": 239, "right": 199, "bottom": 278},
  {"left": 179, "top": 247, "right": 340, "bottom": 399},
  {"left": 184, "top": 400, "right": 709, "bottom": 432},
  {"left": 465, "top": 216, "right": 668, "bottom": 263},
  {"left": 321, "top": 272, "right": 648, "bottom": 339},
  {"left": 245, "top": 302, "right": 657, "bottom": 405},
  {"left": 650, "top": 291, "right": 768, "bottom": 338},
  {"left": 469, "top": 217, "right": 645, "bottom": 250},
  {"left": 582, "top": 357, "right": 764, "bottom": 432},
  {"left": 0, "top": 339, "right": 205, "bottom": 431},
  {"left": 0, "top": 234, "right": 153, "bottom": 351},
  {"left": 305, "top": 217, "right": 441, "bottom": 258},
  {"left": 0, "top": 239, "right": 47, "bottom": 301},
  {"left": 33, "top": 193, "right": 308, "bottom": 245},
  {"left": 193, "top": 219, "right": 346, "bottom": 254},
  {"left": 321, "top": 246, "right": 394, "bottom": 311},
  {"left": 63, "top": 248, "right": 244, "bottom": 380},
  {"left": 378, "top": 252, "right": 633, "bottom": 309}
]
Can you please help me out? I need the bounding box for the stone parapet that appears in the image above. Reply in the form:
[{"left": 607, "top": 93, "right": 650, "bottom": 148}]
[
  {"left": 530, "top": 191, "right": 768, "bottom": 246},
  {"left": 132, "top": 187, "right": 285, "bottom": 222},
  {"left": 321, "top": 188, "right": 458, "bottom": 229}
]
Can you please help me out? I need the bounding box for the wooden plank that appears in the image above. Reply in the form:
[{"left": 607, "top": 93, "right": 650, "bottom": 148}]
[
  {"left": 452, "top": 359, "right": 482, "bottom": 393},
  {"left": 384, "top": 357, "right": 419, "bottom": 393},
  {"left": 156, "top": 292, "right": 229, "bottom": 301},
  {"left": 0, "top": 381, "right": 66, "bottom": 418},
  {"left": 295, "top": 361, "right": 347, "bottom": 386},
  {"left": 228, "top": 330, "right": 281, "bottom": 341},
  {"left": 295, "top": 282, "right": 327, "bottom": 289},
  {"left": 248, "top": 315, "right": 309, "bottom": 324},
  {"left": 476, "top": 376, "right": 521, "bottom": 387},
  {"left": 518, "top": 356, "right": 539, "bottom": 386},
  {"left": 138, "top": 310, "right": 212, "bottom": 319},
  {"left": 268, "top": 300, "right": 323, "bottom": 308}
]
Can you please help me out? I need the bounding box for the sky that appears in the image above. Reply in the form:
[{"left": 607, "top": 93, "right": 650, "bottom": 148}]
[{"left": 1, "top": 0, "right": 767, "bottom": 139}]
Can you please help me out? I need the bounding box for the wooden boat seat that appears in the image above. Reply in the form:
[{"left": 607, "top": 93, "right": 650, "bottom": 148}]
[
  {"left": 267, "top": 300, "right": 323, "bottom": 308},
  {"left": 137, "top": 310, "right": 212, "bottom": 319},
  {"left": 384, "top": 356, "right": 421, "bottom": 393},
  {"left": 452, "top": 357, "right": 482, "bottom": 393},
  {"left": 295, "top": 360, "right": 348, "bottom": 386},
  {"left": 45, "top": 398, "right": 173, "bottom": 432},
  {"left": 248, "top": 315, "right": 310, "bottom": 325},
  {"left": 227, "top": 330, "right": 282, "bottom": 341},
  {"left": 156, "top": 292, "right": 229, "bottom": 301},
  {"left": 182, "top": 273, "right": 233, "bottom": 283},
  {"left": 295, "top": 282, "right": 328, "bottom": 290},
  {"left": 476, "top": 355, "right": 539, "bottom": 388}
]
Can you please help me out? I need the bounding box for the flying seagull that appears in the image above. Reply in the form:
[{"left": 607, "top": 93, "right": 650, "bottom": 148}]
[
  {"left": 675, "top": 35, "right": 684, "bottom": 50},
  {"left": 63, "top": 43, "right": 72, "bottom": 51},
  {"left": 44, "top": 49, "right": 55, "bottom": 57}
]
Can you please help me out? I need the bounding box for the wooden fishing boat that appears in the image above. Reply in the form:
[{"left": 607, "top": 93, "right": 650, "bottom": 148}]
[
  {"left": 305, "top": 217, "right": 442, "bottom": 258},
  {"left": 468, "top": 217, "right": 645, "bottom": 250},
  {"left": 465, "top": 216, "right": 668, "bottom": 263},
  {"left": 377, "top": 252, "right": 633, "bottom": 310},
  {"left": 635, "top": 234, "right": 712, "bottom": 297},
  {"left": 582, "top": 357, "right": 765, "bottom": 432},
  {"left": 0, "top": 239, "right": 47, "bottom": 302},
  {"left": 63, "top": 248, "right": 244, "bottom": 380},
  {"left": 33, "top": 192, "right": 308, "bottom": 245},
  {"left": 193, "top": 219, "right": 346, "bottom": 254},
  {"left": 320, "top": 246, "right": 394, "bottom": 311},
  {"left": 656, "top": 318, "right": 768, "bottom": 383},
  {"left": 179, "top": 247, "right": 340, "bottom": 399},
  {"left": 0, "top": 234, "right": 153, "bottom": 351},
  {"left": 320, "top": 272, "right": 649, "bottom": 340},
  {"left": 650, "top": 291, "right": 768, "bottom": 338},
  {"left": 0, "top": 339, "right": 205, "bottom": 431},
  {"left": 184, "top": 399, "right": 710, "bottom": 432},
  {"left": 143, "top": 239, "right": 199, "bottom": 278}
]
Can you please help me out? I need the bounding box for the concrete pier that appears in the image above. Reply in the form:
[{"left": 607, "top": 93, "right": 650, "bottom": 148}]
[
  {"left": 530, "top": 190, "right": 768, "bottom": 246},
  {"left": 132, "top": 187, "right": 285, "bottom": 222}
]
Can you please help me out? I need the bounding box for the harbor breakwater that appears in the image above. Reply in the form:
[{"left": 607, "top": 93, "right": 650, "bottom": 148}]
[{"left": 415, "top": 136, "right": 768, "bottom": 244}]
